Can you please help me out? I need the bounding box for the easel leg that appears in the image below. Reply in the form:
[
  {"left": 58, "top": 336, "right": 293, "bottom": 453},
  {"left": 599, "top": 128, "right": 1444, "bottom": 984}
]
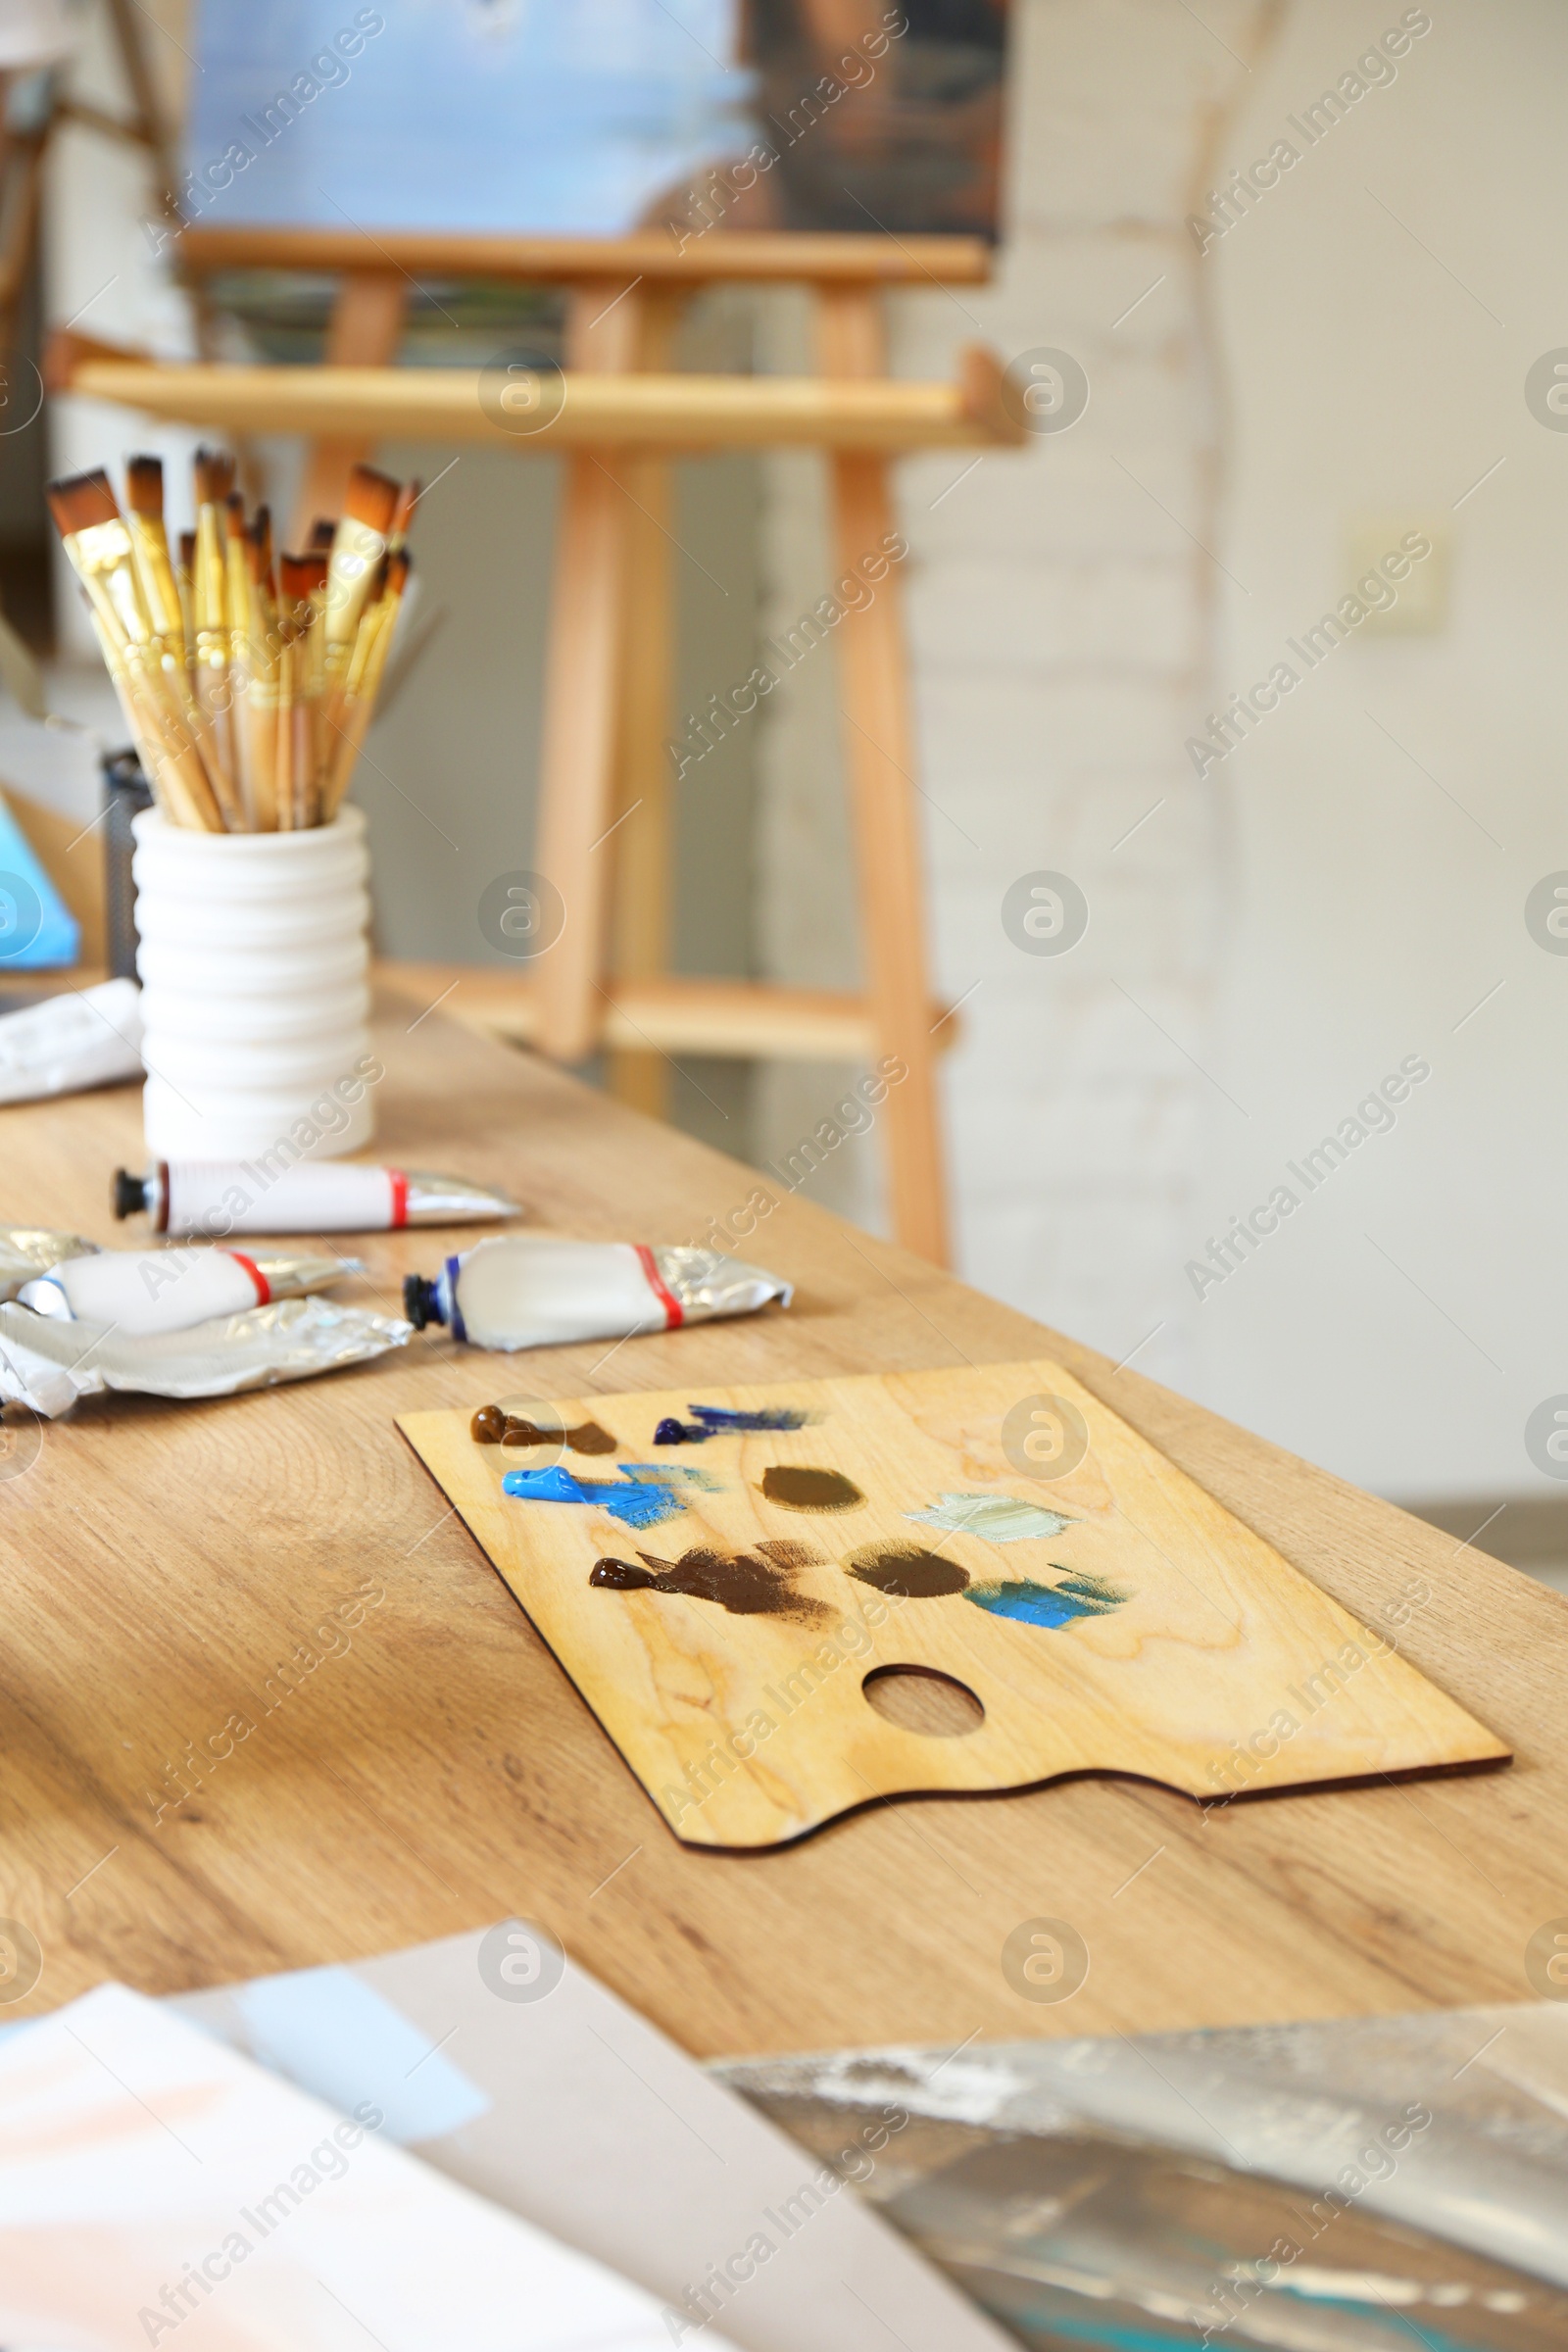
[
  {"left": 289, "top": 270, "right": 408, "bottom": 542},
  {"left": 605, "top": 446, "right": 675, "bottom": 1114},
  {"left": 534, "top": 449, "right": 634, "bottom": 1063},
  {"left": 817, "top": 288, "right": 950, "bottom": 1265},
  {"left": 534, "top": 283, "right": 681, "bottom": 1084},
  {"left": 606, "top": 289, "right": 684, "bottom": 1117}
]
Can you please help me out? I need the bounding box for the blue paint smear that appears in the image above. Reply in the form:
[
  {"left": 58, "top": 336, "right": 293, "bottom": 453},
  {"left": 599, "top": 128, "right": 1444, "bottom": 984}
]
[
  {"left": 695, "top": 1403, "right": 808, "bottom": 1431},
  {"left": 965, "top": 1573, "right": 1127, "bottom": 1629},
  {"left": 231, "top": 1966, "right": 491, "bottom": 2145},
  {"left": 503, "top": 1465, "right": 686, "bottom": 1529},
  {"left": 654, "top": 1403, "right": 810, "bottom": 1444},
  {"left": 1009, "top": 2300, "right": 1497, "bottom": 2352},
  {"left": 618, "top": 1462, "right": 725, "bottom": 1492}
]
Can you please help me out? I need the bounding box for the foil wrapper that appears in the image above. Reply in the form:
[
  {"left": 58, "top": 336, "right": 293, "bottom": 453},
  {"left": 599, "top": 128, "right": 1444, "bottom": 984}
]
[
  {"left": 0, "top": 1226, "right": 99, "bottom": 1302},
  {"left": 717, "top": 2004, "right": 1568, "bottom": 2348},
  {"left": 0, "top": 1295, "right": 411, "bottom": 1418}
]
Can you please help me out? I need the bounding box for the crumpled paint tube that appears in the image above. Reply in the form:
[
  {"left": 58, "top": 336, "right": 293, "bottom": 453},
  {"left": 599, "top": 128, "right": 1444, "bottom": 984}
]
[
  {"left": 0, "top": 978, "right": 142, "bottom": 1105},
  {"left": 0, "top": 1226, "right": 98, "bottom": 1303},
  {"left": 0, "top": 1296, "right": 410, "bottom": 1418},
  {"left": 403, "top": 1236, "right": 791, "bottom": 1353}
]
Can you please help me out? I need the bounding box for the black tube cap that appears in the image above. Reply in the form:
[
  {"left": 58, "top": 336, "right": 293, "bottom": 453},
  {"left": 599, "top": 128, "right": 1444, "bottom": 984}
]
[
  {"left": 403, "top": 1273, "right": 445, "bottom": 1331},
  {"left": 111, "top": 1168, "right": 145, "bottom": 1220}
]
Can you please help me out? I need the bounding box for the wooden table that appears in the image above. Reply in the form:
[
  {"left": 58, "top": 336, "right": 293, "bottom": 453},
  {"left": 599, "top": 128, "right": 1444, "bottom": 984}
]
[{"left": 1, "top": 999, "right": 1563, "bottom": 2057}]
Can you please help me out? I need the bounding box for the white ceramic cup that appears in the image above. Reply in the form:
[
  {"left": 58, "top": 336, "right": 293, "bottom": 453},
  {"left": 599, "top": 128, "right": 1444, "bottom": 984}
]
[{"left": 131, "top": 806, "right": 375, "bottom": 1159}]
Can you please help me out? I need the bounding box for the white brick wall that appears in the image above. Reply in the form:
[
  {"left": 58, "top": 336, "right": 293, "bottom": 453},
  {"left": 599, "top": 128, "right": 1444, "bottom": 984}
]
[{"left": 753, "top": 0, "right": 1276, "bottom": 1381}]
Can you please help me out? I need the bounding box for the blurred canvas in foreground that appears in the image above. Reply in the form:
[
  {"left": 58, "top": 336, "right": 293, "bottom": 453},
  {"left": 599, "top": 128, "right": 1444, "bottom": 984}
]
[{"left": 182, "top": 1, "right": 1010, "bottom": 242}]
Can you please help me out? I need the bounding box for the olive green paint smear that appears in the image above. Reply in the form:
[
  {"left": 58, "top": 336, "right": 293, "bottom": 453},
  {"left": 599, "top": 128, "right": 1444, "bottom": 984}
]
[{"left": 906, "top": 1492, "right": 1075, "bottom": 1544}]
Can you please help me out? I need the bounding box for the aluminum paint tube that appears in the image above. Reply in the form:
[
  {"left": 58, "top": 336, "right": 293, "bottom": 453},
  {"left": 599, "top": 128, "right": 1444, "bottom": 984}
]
[
  {"left": 20, "top": 1248, "right": 362, "bottom": 1339},
  {"left": 0, "top": 979, "right": 142, "bottom": 1105},
  {"left": 0, "top": 1227, "right": 98, "bottom": 1302},
  {"left": 402, "top": 1236, "right": 791, "bottom": 1352},
  {"left": 113, "top": 1161, "right": 520, "bottom": 1236}
]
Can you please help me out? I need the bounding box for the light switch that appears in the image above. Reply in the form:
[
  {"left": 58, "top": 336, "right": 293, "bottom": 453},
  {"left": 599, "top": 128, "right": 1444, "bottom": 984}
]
[{"left": 1345, "top": 516, "right": 1449, "bottom": 634}]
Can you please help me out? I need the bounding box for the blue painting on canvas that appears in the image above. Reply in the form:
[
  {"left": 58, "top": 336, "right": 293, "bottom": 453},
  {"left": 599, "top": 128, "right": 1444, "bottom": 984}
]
[{"left": 185, "top": 1, "right": 754, "bottom": 236}]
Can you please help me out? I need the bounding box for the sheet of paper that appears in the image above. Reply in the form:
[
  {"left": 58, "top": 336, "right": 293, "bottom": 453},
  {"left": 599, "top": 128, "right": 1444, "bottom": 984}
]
[
  {"left": 0, "top": 1979, "right": 738, "bottom": 2351},
  {"left": 172, "top": 1924, "right": 1012, "bottom": 2352}
]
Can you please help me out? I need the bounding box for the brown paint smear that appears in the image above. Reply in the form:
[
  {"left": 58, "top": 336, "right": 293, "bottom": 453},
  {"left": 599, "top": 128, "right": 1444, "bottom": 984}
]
[
  {"left": 591, "top": 1540, "right": 827, "bottom": 1621},
  {"left": 846, "top": 1542, "right": 969, "bottom": 1598},
  {"left": 470, "top": 1406, "right": 618, "bottom": 1454},
  {"left": 760, "top": 1465, "right": 865, "bottom": 1513}
]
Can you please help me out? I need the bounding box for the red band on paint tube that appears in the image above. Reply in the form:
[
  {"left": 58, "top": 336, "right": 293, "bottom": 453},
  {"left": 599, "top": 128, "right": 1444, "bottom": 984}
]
[
  {"left": 388, "top": 1169, "right": 410, "bottom": 1229},
  {"left": 229, "top": 1250, "right": 270, "bottom": 1306},
  {"left": 635, "top": 1244, "right": 684, "bottom": 1330}
]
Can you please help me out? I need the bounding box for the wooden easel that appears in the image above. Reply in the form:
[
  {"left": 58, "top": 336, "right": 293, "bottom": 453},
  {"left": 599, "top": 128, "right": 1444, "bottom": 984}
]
[{"left": 55, "top": 228, "right": 1024, "bottom": 1264}]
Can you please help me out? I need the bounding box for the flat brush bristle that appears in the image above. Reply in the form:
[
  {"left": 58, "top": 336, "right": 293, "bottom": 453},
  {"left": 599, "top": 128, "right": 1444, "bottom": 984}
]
[
  {"left": 389, "top": 481, "right": 418, "bottom": 542},
  {"left": 279, "top": 553, "right": 328, "bottom": 604},
  {"left": 46, "top": 467, "right": 121, "bottom": 538},
  {"left": 308, "top": 517, "right": 335, "bottom": 551},
  {"left": 343, "top": 464, "right": 400, "bottom": 536},
  {"left": 194, "top": 447, "right": 236, "bottom": 507},
  {"left": 124, "top": 456, "right": 165, "bottom": 517}
]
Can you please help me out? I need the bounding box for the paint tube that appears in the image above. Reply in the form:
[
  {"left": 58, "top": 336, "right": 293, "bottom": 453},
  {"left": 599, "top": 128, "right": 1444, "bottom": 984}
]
[
  {"left": 0, "top": 1227, "right": 99, "bottom": 1301},
  {"left": 0, "top": 978, "right": 142, "bottom": 1105},
  {"left": 18, "top": 1247, "right": 363, "bottom": 1339},
  {"left": 112, "top": 1161, "right": 521, "bottom": 1236},
  {"left": 402, "top": 1236, "right": 791, "bottom": 1352},
  {"left": 0, "top": 1296, "right": 411, "bottom": 1418}
]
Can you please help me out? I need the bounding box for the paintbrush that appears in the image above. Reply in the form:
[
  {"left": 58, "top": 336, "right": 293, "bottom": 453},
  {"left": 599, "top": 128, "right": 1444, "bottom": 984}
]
[
  {"left": 124, "top": 458, "right": 211, "bottom": 789},
  {"left": 273, "top": 606, "right": 297, "bottom": 831},
  {"left": 176, "top": 529, "right": 196, "bottom": 662},
  {"left": 123, "top": 457, "right": 187, "bottom": 676},
  {"left": 191, "top": 447, "right": 243, "bottom": 827},
  {"left": 323, "top": 548, "right": 410, "bottom": 817},
  {"left": 239, "top": 508, "right": 280, "bottom": 830},
  {"left": 223, "top": 490, "right": 258, "bottom": 824},
  {"left": 321, "top": 464, "right": 398, "bottom": 734},
  {"left": 279, "top": 552, "right": 329, "bottom": 827},
  {"left": 308, "top": 517, "right": 336, "bottom": 553},
  {"left": 47, "top": 470, "right": 222, "bottom": 832},
  {"left": 387, "top": 478, "right": 419, "bottom": 553}
]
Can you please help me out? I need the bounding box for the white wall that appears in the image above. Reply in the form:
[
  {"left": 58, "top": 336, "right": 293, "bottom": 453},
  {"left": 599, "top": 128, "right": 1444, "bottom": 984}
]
[
  {"left": 1196, "top": 0, "right": 1568, "bottom": 1500},
  {"left": 760, "top": 0, "right": 1568, "bottom": 1508}
]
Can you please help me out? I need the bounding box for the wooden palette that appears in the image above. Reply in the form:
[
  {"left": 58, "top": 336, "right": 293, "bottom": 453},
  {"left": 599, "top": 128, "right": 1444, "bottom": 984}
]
[{"left": 397, "top": 1358, "right": 1508, "bottom": 1847}]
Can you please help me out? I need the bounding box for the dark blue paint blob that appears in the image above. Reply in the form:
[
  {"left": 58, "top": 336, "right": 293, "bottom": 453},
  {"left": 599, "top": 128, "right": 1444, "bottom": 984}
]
[
  {"left": 964, "top": 1572, "right": 1127, "bottom": 1629},
  {"left": 653, "top": 1403, "right": 811, "bottom": 1445}
]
